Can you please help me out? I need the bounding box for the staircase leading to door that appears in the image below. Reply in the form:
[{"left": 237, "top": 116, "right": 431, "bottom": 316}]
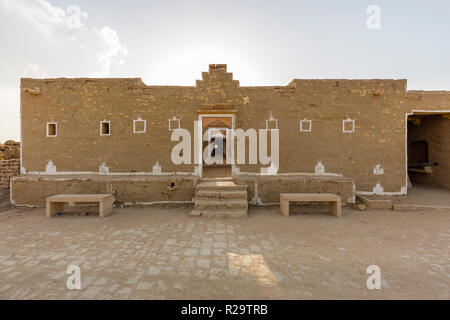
[{"left": 191, "top": 178, "right": 248, "bottom": 217}]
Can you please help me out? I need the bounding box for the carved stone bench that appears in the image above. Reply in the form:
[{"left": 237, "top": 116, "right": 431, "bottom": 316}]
[
  {"left": 280, "top": 193, "right": 342, "bottom": 217},
  {"left": 46, "top": 194, "right": 115, "bottom": 218}
]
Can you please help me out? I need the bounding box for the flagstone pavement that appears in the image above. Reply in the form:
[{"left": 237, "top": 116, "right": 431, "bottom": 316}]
[{"left": 0, "top": 205, "right": 448, "bottom": 299}]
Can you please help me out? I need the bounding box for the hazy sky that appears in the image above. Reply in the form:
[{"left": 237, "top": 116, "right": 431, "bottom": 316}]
[{"left": 1, "top": 0, "right": 449, "bottom": 141}]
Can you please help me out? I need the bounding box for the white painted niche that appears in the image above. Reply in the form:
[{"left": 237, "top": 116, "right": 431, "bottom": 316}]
[
  {"left": 169, "top": 116, "right": 181, "bottom": 131},
  {"left": 300, "top": 119, "right": 312, "bottom": 132},
  {"left": 133, "top": 117, "right": 147, "bottom": 134},
  {"left": 266, "top": 113, "right": 278, "bottom": 130},
  {"left": 342, "top": 117, "right": 355, "bottom": 133}
]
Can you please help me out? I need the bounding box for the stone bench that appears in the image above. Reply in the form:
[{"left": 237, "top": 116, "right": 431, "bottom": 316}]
[
  {"left": 280, "top": 193, "right": 342, "bottom": 217},
  {"left": 46, "top": 194, "right": 115, "bottom": 218}
]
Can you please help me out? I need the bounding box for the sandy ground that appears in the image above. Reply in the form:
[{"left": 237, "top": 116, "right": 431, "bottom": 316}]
[
  {"left": 392, "top": 184, "right": 450, "bottom": 207},
  {"left": 0, "top": 204, "right": 448, "bottom": 300}
]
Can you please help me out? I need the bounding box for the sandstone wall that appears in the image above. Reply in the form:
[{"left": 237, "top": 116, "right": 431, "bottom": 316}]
[
  {"left": 236, "top": 175, "right": 355, "bottom": 204},
  {"left": 20, "top": 65, "right": 450, "bottom": 196},
  {"left": 0, "top": 140, "right": 20, "bottom": 192},
  {"left": 11, "top": 174, "right": 354, "bottom": 206},
  {"left": 0, "top": 159, "right": 20, "bottom": 190},
  {"left": 11, "top": 175, "right": 197, "bottom": 207}
]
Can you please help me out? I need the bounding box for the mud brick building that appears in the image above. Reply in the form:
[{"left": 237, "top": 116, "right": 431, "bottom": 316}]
[{"left": 12, "top": 64, "right": 450, "bottom": 215}]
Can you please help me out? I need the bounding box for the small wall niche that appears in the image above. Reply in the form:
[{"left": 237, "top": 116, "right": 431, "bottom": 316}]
[
  {"left": 300, "top": 119, "right": 312, "bottom": 132},
  {"left": 343, "top": 118, "right": 355, "bottom": 133},
  {"left": 100, "top": 121, "right": 111, "bottom": 136},
  {"left": 266, "top": 113, "right": 278, "bottom": 130},
  {"left": 169, "top": 117, "right": 181, "bottom": 131},
  {"left": 46, "top": 122, "right": 57, "bottom": 137},
  {"left": 133, "top": 117, "right": 146, "bottom": 134}
]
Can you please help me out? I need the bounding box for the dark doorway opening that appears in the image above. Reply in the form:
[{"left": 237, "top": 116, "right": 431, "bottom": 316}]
[{"left": 407, "top": 113, "right": 450, "bottom": 189}]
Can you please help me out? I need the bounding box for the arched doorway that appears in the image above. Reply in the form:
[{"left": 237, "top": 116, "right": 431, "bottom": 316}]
[{"left": 201, "top": 116, "right": 233, "bottom": 178}]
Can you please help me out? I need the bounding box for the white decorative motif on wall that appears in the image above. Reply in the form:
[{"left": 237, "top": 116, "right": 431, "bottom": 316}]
[
  {"left": 372, "top": 183, "right": 384, "bottom": 195},
  {"left": 260, "top": 163, "right": 278, "bottom": 175},
  {"left": 315, "top": 161, "right": 325, "bottom": 175},
  {"left": 169, "top": 117, "right": 181, "bottom": 131},
  {"left": 152, "top": 161, "right": 162, "bottom": 174},
  {"left": 373, "top": 164, "right": 384, "bottom": 175},
  {"left": 265, "top": 112, "right": 278, "bottom": 130},
  {"left": 45, "top": 160, "right": 57, "bottom": 174},
  {"left": 343, "top": 117, "right": 355, "bottom": 133},
  {"left": 133, "top": 117, "right": 146, "bottom": 134},
  {"left": 300, "top": 119, "right": 312, "bottom": 132},
  {"left": 99, "top": 162, "right": 109, "bottom": 174}
]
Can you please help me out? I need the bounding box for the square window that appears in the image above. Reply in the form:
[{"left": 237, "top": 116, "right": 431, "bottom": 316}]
[
  {"left": 343, "top": 118, "right": 355, "bottom": 133},
  {"left": 100, "top": 121, "right": 111, "bottom": 136},
  {"left": 300, "top": 119, "right": 312, "bottom": 132},
  {"left": 134, "top": 118, "right": 146, "bottom": 133},
  {"left": 47, "top": 122, "right": 57, "bottom": 137}
]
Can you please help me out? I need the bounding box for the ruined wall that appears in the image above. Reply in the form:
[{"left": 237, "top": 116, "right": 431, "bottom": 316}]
[
  {"left": 20, "top": 65, "right": 450, "bottom": 197},
  {"left": 0, "top": 140, "right": 19, "bottom": 160},
  {"left": 408, "top": 115, "right": 450, "bottom": 189},
  {"left": 0, "top": 160, "right": 20, "bottom": 189},
  {"left": 0, "top": 141, "right": 20, "bottom": 193}
]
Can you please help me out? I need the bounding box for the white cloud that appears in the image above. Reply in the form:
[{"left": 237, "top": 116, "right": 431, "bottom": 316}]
[
  {"left": 0, "top": 0, "right": 129, "bottom": 141},
  {"left": 0, "top": 85, "right": 20, "bottom": 141},
  {"left": 95, "top": 26, "right": 129, "bottom": 77}
]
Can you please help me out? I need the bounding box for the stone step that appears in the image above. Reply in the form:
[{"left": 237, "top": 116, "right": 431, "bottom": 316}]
[
  {"left": 191, "top": 178, "right": 249, "bottom": 218},
  {"left": 196, "top": 180, "right": 247, "bottom": 191},
  {"left": 356, "top": 195, "right": 393, "bottom": 209},
  {"left": 190, "top": 209, "right": 248, "bottom": 218},
  {"left": 195, "top": 190, "right": 247, "bottom": 200},
  {"left": 194, "top": 199, "right": 248, "bottom": 210}
]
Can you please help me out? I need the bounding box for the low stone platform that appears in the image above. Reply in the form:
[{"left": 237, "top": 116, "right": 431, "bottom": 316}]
[
  {"left": 356, "top": 195, "right": 393, "bottom": 209},
  {"left": 11, "top": 173, "right": 356, "bottom": 209},
  {"left": 236, "top": 174, "right": 355, "bottom": 205},
  {"left": 11, "top": 174, "right": 198, "bottom": 207},
  {"left": 356, "top": 185, "right": 450, "bottom": 212}
]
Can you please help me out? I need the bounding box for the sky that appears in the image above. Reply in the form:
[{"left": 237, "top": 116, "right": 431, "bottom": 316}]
[{"left": 0, "top": 0, "right": 449, "bottom": 141}]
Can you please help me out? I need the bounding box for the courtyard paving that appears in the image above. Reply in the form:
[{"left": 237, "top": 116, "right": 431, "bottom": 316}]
[{"left": 0, "top": 204, "right": 448, "bottom": 299}]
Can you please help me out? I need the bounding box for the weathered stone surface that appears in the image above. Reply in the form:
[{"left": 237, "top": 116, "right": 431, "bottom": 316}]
[
  {"left": 0, "top": 141, "right": 19, "bottom": 160},
  {"left": 356, "top": 195, "right": 393, "bottom": 209},
  {"left": 17, "top": 64, "right": 450, "bottom": 206},
  {"left": 191, "top": 179, "right": 248, "bottom": 217},
  {"left": 11, "top": 175, "right": 197, "bottom": 206}
]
